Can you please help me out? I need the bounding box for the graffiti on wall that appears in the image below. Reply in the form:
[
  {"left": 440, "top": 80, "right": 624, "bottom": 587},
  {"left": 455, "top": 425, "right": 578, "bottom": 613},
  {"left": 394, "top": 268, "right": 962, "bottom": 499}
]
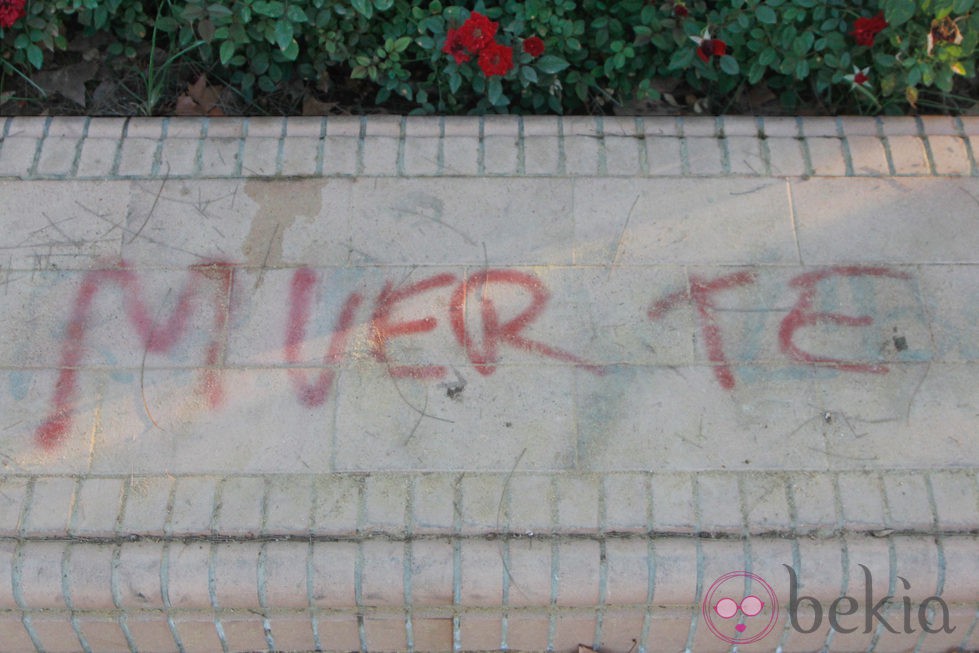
[{"left": 32, "top": 261, "right": 924, "bottom": 450}]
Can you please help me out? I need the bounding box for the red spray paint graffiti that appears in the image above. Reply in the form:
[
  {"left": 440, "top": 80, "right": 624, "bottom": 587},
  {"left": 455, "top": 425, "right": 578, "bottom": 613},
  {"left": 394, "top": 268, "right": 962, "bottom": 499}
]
[
  {"left": 36, "top": 261, "right": 234, "bottom": 450},
  {"left": 450, "top": 269, "right": 606, "bottom": 376},
  {"left": 648, "top": 270, "right": 757, "bottom": 390},
  {"left": 778, "top": 266, "right": 912, "bottom": 372},
  {"left": 649, "top": 265, "right": 915, "bottom": 391}
]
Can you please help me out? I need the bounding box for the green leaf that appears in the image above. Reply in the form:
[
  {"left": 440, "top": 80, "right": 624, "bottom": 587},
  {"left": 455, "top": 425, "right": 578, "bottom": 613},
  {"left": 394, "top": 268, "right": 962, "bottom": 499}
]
[
  {"left": 219, "top": 39, "right": 236, "bottom": 64},
  {"left": 208, "top": 4, "right": 233, "bottom": 18},
  {"left": 26, "top": 44, "right": 44, "bottom": 69},
  {"left": 536, "top": 54, "right": 570, "bottom": 74},
  {"left": 667, "top": 47, "right": 695, "bottom": 70},
  {"left": 416, "top": 36, "right": 434, "bottom": 49},
  {"left": 282, "top": 38, "right": 299, "bottom": 60},
  {"left": 487, "top": 76, "right": 503, "bottom": 105},
  {"left": 953, "top": 0, "right": 974, "bottom": 11},
  {"left": 374, "top": 0, "right": 394, "bottom": 10},
  {"left": 759, "top": 47, "right": 777, "bottom": 66},
  {"left": 520, "top": 65, "right": 539, "bottom": 84},
  {"left": 286, "top": 5, "right": 308, "bottom": 22},
  {"left": 449, "top": 70, "right": 462, "bottom": 94},
  {"left": 883, "top": 0, "right": 915, "bottom": 27},
  {"left": 392, "top": 36, "right": 412, "bottom": 52},
  {"left": 756, "top": 6, "right": 777, "bottom": 24},
  {"left": 351, "top": 0, "right": 372, "bottom": 18},
  {"left": 274, "top": 20, "right": 293, "bottom": 51},
  {"left": 719, "top": 55, "right": 740, "bottom": 75}
]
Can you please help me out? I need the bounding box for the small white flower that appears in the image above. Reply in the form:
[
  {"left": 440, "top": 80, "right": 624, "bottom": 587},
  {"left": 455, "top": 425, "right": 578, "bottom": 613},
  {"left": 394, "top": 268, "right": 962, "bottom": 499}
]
[{"left": 843, "top": 65, "right": 871, "bottom": 87}]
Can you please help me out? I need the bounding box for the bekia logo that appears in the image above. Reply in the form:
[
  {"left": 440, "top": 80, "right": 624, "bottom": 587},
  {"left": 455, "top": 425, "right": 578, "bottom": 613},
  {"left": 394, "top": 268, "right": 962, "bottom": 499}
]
[
  {"left": 703, "top": 566, "right": 955, "bottom": 644},
  {"left": 702, "top": 571, "right": 779, "bottom": 644}
]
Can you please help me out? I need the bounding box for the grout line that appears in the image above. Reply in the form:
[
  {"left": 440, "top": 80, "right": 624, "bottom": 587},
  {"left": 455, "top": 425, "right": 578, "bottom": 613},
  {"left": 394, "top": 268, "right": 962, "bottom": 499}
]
[
  {"left": 916, "top": 116, "right": 938, "bottom": 175},
  {"left": 397, "top": 116, "right": 407, "bottom": 177},
  {"left": 110, "top": 542, "right": 138, "bottom": 653},
  {"left": 452, "top": 474, "right": 463, "bottom": 653},
  {"left": 110, "top": 118, "right": 129, "bottom": 177},
  {"left": 637, "top": 473, "right": 654, "bottom": 653},
  {"left": 316, "top": 117, "right": 327, "bottom": 177},
  {"left": 795, "top": 117, "right": 813, "bottom": 177},
  {"left": 209, "top": 478, "right": 229, "bottom": 653},
  {"left": 12, "top": 535, "right": 45, "bottom": 652},
  {"left": 69, "top": 117, "right": 91, "bottom": 178},
  {"left": 275, "top": 116, "right": 287, "bottom": 177},
  {"left": 259, "top": 478, "right": 275, "bottom": 651},
  {"left": 914, "top": 473, "right": 946, "bottom": 653},
  {"left": 0, "top": 118, "right": 11, "bottom": 162},
  {"left": 404, "top": 476, "right": 415, "bottom": 653},
  {"left": 356, "top": 116, "right": 366, "bottom": 176},
  {"left": 756, "top": 117, "right": 772, "bottom": 176},
  {"left": 593, "top": 477, "right": 608, "bottom": 649},
  {"left": 546, "top": 476, "right": 560, "bottom": 651},
  {"left": 955, "top": 115, "right": 978, "bottom": 176},
  {"left": 718, "top": 116, "right": 731, "bottom": 175},
  {"left": 63, "top": 542, "right": 93, "bottom": 653},
  {"left": 235, "top": 118, "right": 248, "bottom": 177},
  {"left": 516, "top": 116, "right": 525, "bottom": 175},
  {"left": 684, "top": 474, "right": 704, "bottom": 653},
  {"left": 821, "top": 472, "right": 849, "bottom": 652},
  {"left": 836, "top": 116, "right": 855, "bottom": 177},
  {"left": 636, "top": 117, "right": 649, "bottom": 176},
  {"left": 777, "top": 478, "right": 802, "bottom": 650},
  {"left": 27, "top": 116, "right": 51, "bottom": 178},
  {"left": 596, "top": 115, "right": 608, "bottom": 176},
  {"left": 477, "top": 116, "right": 486, "bottom": 175},
  {"left": 151, "top": 118, "right": 167, "bottom": 177},
  {"left": 192, "top": 118, "right": 206, "bottom": 177},
  {"left": 437, "top": 116, "right": 445, "bottom": 175},
  {"left": 356, "top": 476, "right": 368, "bottom": 653},
  {"left": 500, "top": 472, "right": 512, "bottom": 651},
  {"left": 308, "top": 476, "right": 322, "bottom": 651},
  {"left": 557, "top": 116, "right": 566, "bottom": 176},
  {"left": 867, "top": 472, "right": 898, "bottom": 651},
  {"left": 160, "top": 477, "right": 184, "bottom": 651},
  {"left": 677, "top": 116, "right": 690, "bottom": 176},
  {"left": 737, "top": 474, "right": 753, "bottom": 639},
  {"left": 876, "top": 116, "right": 897, "bottom": 175}
]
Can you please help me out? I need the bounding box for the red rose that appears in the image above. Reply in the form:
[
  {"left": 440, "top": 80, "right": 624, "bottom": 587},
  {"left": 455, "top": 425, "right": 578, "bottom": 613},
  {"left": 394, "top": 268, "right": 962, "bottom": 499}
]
[
  {"left": 478, "top": 42, "right": 514, "bottom": 77},
  {"left": 0, "top": 0, "right": 26, "bottom": 28},
  {"left": 523, "top": 36, "right": 545, "bottom": 58},
  {"left": 458, "top": 11, "right": 498, "bottom": 53},
  {"left": 696, "top": 38, "right": 727, "bottom": 62},
  {"left": 674, "top": 2, "right": 689, "bottom": 18},
  {"left": 850, "top": 12, "right": 888, "bottom": 47},
  {"left": 442, "top": 28, "right": 471, "bottom": 64}
]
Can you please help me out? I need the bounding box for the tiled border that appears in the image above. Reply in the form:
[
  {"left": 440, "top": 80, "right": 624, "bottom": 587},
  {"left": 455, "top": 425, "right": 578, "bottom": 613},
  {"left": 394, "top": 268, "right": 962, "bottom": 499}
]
[
  {"left": 0, "top": 116, "right": 976, "bottom": 180},
  {"left": 2, "top": 470, "right": 977, "bottom": 539}
]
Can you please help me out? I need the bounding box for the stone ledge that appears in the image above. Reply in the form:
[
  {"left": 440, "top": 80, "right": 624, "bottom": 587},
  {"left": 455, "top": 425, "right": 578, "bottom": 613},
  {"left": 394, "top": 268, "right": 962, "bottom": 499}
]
[{"left": 1, "top": 116, "right": 976, "bottom": 180}]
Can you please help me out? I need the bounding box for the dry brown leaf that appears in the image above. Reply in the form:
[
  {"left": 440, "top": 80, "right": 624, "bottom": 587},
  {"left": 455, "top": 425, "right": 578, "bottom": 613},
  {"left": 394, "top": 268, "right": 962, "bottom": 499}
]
[
  {"left": 302, "top": 93, "right": 337, "bottom": 116},
  {"left": 174, "top": 74, "right": 225, "bottom": 117},
  {"left": 33, "top": 61, "right": 99, "bottom": 107}
]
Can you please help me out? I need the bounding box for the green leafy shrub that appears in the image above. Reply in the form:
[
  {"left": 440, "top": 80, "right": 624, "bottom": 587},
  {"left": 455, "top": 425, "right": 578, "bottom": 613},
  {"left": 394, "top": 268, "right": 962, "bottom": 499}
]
[{"left": 1, "top": 0, "right": 976, "bottom": 114}]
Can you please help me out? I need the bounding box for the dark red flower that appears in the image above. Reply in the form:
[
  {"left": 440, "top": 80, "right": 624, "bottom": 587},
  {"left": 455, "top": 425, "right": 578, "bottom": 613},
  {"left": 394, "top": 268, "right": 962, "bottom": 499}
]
[
  {"left": 0, "top": 0, "right": 26, "bottom": 28},
  {"left": 478, "top": 42, "right": 514, "bottom": 77},
  {"left": 442, "top": 28, "right": 471, "bottom": 64},
  {"left": 523, "top": 36, "right": 545, "bottom": 58},
  {"left": 850, "top": 12, "right": 888, "bottom": 47},
  {"left": 458, "top": 11, "right": 498, "bottom": 53},
  {"left": 853, "top": 71, "right": 869, "bottom": 85},
  {"left": 696, "top": 38, "right": 727, "bottom": 62},
  {"left": 673, "top": 2, "right": 689, "bottom": 18}
]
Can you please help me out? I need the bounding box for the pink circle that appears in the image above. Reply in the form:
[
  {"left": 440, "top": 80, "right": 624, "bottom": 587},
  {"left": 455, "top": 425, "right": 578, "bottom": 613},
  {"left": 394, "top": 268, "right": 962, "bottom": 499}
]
[
  {"left": 741, "top": 595, "right": 764, "bottom": 617},
  {"left": 701, "top": 571, "right": 779, "bottom": 645},
  {"left": 715, "top": 597, "right": 738, "bottom": 619}
]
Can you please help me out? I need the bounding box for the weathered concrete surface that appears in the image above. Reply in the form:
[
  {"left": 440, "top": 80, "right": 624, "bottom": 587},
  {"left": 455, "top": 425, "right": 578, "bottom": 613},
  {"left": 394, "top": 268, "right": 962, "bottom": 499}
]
[{"left": 0, "top": 115, "right": 977, "bottom": 653}]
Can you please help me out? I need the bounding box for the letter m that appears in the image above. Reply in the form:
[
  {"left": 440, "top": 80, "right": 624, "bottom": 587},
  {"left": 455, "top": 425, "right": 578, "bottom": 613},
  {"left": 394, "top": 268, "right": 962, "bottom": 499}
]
[{"left": 36, "top": 261, "right": 235, "bottom": 450}]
